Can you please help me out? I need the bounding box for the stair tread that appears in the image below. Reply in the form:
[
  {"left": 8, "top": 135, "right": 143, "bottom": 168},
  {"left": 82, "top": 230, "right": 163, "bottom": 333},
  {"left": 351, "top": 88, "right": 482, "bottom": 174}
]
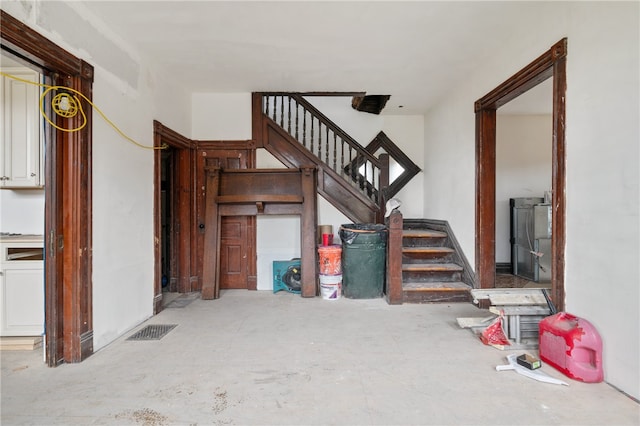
[
  {"left": 402, "top": 263, "right": 463, "bottom": 272},
  {"left": 403, "top": 229, "right": 447, "bottom": 239},
  {"left": 403, "top": 281, "right": 470, "bottom": 291},
  {"left": 403, "top": 247, "right": 454, "bottom": 253}
]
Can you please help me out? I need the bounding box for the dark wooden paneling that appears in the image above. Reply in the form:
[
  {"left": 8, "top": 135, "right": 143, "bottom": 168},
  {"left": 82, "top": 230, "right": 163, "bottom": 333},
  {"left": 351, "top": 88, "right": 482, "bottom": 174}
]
[
  {"left": 195, "top": 146, "right": 253, "bottom": 291},
  {"left": 202, "top": 167, "right": 318, "bottom": 299}
]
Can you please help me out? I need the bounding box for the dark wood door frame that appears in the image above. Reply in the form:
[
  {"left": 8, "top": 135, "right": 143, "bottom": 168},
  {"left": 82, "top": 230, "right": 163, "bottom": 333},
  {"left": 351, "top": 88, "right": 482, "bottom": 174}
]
[
  {"left": 153, "top": 121, "right": 195, "bottom": 313},
  {"left": 475, "top": 38, "right": 567, "bottom": 310},
  {"left": 153, "top": 123, "right": 258, "bottom": 312},
  {"left": 1, "top": 11, "right": 94, "bottom": 365}
]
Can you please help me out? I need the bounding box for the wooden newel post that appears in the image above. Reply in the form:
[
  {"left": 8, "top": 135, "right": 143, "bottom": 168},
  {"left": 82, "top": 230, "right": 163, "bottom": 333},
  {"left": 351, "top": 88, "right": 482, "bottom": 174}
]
[
  {"left": 385, "top": 209, "right": 403, "bottom": 305},
  {"left": 300, "top": 166, "right": 318, "bottom": 297},
  {"left": 202, "top": 166, "right": 221, "bottom": 300}
]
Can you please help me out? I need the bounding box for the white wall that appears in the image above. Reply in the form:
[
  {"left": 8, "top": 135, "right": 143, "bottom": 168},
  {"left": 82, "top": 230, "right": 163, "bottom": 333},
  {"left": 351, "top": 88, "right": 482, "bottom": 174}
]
[
  {"left": 423, "top": 3, "right": 639, "bottom": 399},
  {"left": 563, "top": 3, "right": 639, "bottom": 400},
  {"left": 0, "top": 190, "right": 44, "bottom": 234},
  {"left": 3, "top": 1, "right": 192, "bottom": 350},
  {"left": 495, "top": 115, "right": 552, "bottom": 263},
  {"left": 192, "top": 93, "right": 252, "bottom": 140}
]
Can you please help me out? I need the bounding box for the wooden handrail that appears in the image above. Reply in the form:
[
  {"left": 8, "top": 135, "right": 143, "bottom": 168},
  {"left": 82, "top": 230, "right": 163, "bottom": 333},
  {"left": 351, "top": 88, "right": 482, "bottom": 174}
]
[
  {"left": 261, "top": 93, "right": 385, "bottom": 207},
  {"left": 288, "top": 94, "right": 382, "bottom": 168}
]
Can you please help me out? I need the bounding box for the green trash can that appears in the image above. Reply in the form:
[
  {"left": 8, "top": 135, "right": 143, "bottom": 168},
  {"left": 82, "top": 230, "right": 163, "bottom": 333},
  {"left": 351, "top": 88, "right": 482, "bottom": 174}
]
[{"left": 339, "top": 223, "right": 387, "bottom": 299}]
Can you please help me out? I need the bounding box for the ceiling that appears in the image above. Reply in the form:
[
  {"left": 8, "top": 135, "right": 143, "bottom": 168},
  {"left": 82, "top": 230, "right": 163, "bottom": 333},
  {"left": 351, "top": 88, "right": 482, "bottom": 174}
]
[{"left": 9, "top": 1, "right": 556, "bottom": 115}]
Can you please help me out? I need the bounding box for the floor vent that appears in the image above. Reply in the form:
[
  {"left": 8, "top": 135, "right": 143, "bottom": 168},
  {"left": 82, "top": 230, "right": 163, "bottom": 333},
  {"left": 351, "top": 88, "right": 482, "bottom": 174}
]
[{"left": 127, "top": 324, "right": 177, "bottom": 341}]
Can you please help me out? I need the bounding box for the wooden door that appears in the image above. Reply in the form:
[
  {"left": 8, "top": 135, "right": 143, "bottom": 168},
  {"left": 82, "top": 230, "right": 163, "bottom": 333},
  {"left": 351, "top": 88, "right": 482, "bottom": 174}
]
[{"left": 196, "top": 147, "right": 255, "bottom": 290}]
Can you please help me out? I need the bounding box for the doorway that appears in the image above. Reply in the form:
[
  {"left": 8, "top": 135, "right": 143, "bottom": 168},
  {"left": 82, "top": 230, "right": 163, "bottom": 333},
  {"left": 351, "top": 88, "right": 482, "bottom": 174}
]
[
  {"left": 495, "top": 80, "right": 553, "bottom": 289},
  {"left": 475, "top": 38, "right": 567, "bottom": 310},
  {"left": 153, "top": 121, "right": 194, "bottom": 313},
  {"left": 160, "top": 147, "right": 176, "bottom": 293},
  {"left": 1, "top": 11, "right": 94, "bottom": 365},
  {"left": 153, "top": 122, "right": 258, "bottom": 311}
]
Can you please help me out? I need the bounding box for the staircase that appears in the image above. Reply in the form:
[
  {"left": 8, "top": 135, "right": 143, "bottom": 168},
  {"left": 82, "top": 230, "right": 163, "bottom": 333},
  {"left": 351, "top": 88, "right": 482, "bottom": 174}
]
[
  {"left": 401, "top": 228, "right": 471, "bottom": 303},
  {"left": 387, "top": 213, "right": 474, "bottom": 304},
  {"left": 254, "top": 93, "right": 390, "bottom": 223},
  {"left": 252, "top": 92, "right": 473, "bottom": 304}
]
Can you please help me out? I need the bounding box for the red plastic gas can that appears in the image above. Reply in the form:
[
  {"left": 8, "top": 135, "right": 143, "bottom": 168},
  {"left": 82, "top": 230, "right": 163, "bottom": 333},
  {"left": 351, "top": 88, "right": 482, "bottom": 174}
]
[{"left": 539, "top": 312, "right": 604, "bottom": 383}]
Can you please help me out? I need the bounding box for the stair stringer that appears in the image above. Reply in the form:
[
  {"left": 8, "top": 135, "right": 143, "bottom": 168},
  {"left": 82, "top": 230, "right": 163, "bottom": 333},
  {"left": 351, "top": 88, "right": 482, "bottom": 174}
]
[{"left": 262, "top": 117, "right": 380, "bottom": 223}]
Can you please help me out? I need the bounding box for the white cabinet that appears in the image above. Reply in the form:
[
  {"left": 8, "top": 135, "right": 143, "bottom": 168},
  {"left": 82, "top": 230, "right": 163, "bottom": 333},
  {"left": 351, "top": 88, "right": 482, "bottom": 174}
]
[
  {"left": 0, "top": 68, "right": 43, "bottom": 188},
  {"left": 0, "top": 238, "right": 44, "bottom": 336}
]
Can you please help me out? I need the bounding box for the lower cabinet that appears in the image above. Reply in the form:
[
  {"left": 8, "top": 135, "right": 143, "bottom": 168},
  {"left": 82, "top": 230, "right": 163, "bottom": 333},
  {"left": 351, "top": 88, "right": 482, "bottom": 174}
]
[{"left": 0, "top": 240, "right": 44, "bottom": 336}]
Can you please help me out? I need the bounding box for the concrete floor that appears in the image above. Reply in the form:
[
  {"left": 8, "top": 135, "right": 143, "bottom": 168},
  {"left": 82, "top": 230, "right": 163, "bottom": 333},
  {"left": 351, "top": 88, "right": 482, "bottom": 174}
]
[{"left": 1, "top": 290, "right": 638, "bottom": 425}]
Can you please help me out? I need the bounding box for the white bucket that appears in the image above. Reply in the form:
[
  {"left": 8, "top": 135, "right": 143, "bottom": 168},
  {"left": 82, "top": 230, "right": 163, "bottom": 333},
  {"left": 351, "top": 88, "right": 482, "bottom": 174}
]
[{"left": 319, "top": 274, "right": 342, "bottom": 300}]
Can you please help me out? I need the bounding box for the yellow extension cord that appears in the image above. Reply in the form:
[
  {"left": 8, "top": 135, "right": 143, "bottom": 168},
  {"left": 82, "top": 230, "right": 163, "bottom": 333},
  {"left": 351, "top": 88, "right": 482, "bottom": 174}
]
[{"left": 0, "top": 71, "right": 167, "bottom": 150}]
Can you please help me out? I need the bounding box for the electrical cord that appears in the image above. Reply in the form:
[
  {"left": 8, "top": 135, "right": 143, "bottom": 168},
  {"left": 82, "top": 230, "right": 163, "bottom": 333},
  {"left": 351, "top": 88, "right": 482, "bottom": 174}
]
[{"left": 1, "top": 71, "right": 167, "bottom": 150}]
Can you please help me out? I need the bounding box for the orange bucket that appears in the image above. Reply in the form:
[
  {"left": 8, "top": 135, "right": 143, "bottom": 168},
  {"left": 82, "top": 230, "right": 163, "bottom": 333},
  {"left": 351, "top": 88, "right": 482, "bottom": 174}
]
[{"left": 318, "top": 245, "right": 342, "bottom": 275}]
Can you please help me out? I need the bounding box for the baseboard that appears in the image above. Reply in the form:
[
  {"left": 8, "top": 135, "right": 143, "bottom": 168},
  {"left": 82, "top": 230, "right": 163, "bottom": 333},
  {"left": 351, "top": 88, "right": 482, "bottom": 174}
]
[{"left": 496, "top": 262, "right": 512, "bottom": 274}]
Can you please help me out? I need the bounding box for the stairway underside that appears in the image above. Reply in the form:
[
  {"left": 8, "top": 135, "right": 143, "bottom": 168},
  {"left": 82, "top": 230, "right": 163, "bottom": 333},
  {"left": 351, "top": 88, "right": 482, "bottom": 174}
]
[{"left": 262, "top": 118, "right": 379, "bottom": 223}]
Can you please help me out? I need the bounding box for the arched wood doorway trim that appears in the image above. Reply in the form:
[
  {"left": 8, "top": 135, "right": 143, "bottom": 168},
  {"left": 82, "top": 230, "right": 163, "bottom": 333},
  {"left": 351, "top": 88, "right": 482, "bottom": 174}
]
[
  {"left": 475, "top": 38, "right": 567, "bottom": 310},
  {"left": 1, "top": 11, "right": 94, "bottom": 364}
]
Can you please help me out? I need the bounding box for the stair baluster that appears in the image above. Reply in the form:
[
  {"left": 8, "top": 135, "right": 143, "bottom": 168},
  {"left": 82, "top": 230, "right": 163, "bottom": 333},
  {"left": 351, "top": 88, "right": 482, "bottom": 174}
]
[
  {"left": 310, "top": 115, "right": 315, "bottom": 155},
  {"left": 294, "top": 98, "right": 299, "bottom": 142},
  {"left": 287, "top": 96, "right": 292, "bottom": 135},
  {"left": 302, "top": 109, "right": 306, "bottom": 150},
  {"left": 259, "top": 93, "right": 388, "bottom": 222}
]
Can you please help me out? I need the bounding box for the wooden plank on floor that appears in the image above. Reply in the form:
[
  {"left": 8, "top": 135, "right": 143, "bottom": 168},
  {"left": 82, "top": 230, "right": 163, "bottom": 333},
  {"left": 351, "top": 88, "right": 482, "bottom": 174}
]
[
  {"left": 0, "top": 336, "right": 42, "bottom": 351},
  {"left": 471, "top": 288, "right": 547, "bottom": 304},
  {"left": 488, "top": 293, "right": 547, "bottom": 306}
]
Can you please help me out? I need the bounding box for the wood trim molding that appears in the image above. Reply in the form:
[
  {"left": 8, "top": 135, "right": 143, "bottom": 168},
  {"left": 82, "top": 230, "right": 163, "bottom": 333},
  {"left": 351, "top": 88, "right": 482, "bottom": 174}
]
[
  {"left": 551, "top": 49, "right": 567, "bottom": 309},
  {"left": 153, "top": 120, "right": 191, "bottom": 149},
  {"left": 363, "top": 131, "right": 421, "bottom": 201},
  {"left": 2, "top": 10, "right": 94, "bottom": 364},
  {"left": 475, "top": 39, "right": 566, "bottom": 112},
  {"left": 196, "top": 140, "right": 256, "bottom": 150},
  {"left": 62, "top": 68, "right": 94, "bottom": 362},
  {"left": 475, "top": 38, "right": 567, "bottom": 310},
  {"left": 1, "top": 10, "right": 84, "bottom": 75}
]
